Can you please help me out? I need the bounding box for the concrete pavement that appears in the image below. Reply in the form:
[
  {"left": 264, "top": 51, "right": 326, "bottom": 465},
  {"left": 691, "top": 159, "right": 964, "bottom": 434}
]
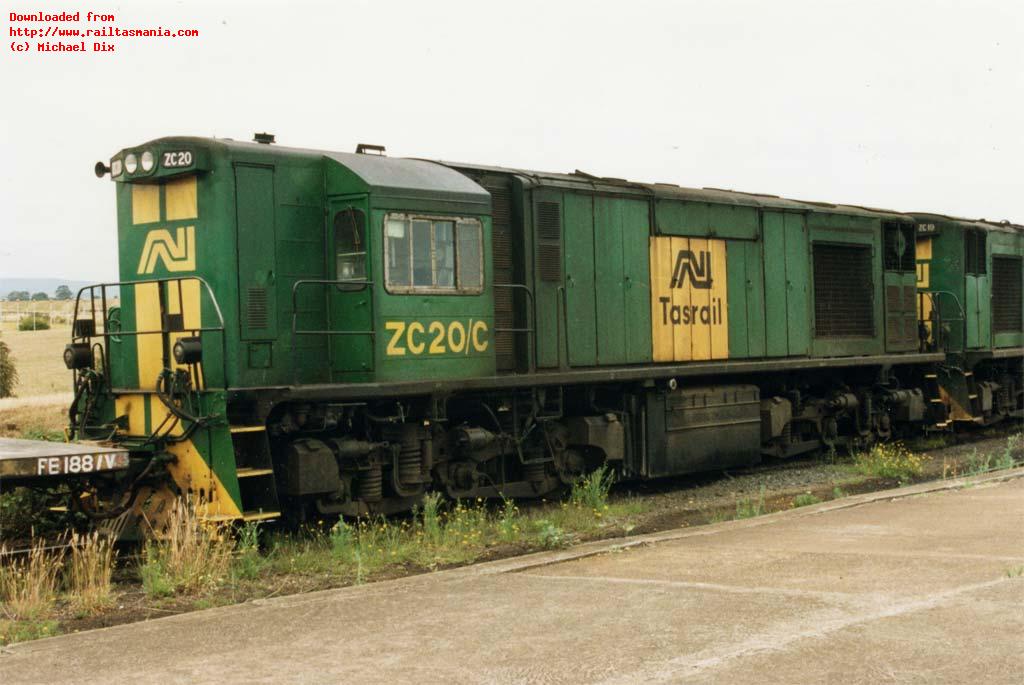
[{"left": 3, "top": 469, "right": 1023, "bottom": 684}]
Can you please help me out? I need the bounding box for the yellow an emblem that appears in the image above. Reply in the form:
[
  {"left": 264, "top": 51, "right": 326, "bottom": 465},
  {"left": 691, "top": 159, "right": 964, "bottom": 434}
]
[{"left": 137, "top": 226, "right": 196, "bottom": 274}]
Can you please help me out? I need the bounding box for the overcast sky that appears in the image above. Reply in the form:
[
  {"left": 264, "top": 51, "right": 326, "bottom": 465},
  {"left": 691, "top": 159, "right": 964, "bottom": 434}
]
[{"left": 2, "top": 0, "right": 1021, "bottom": 281}]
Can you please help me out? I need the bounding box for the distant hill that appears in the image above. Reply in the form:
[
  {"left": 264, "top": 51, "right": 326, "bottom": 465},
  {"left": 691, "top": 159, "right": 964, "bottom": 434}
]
[{"left": 0, "top": 278, "right": 115, "bottom": 300}]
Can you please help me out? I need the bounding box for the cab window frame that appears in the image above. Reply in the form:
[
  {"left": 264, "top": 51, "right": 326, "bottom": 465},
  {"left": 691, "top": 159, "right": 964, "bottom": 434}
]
[
  {"left": 334, "top": 206, "right": 368, "bottom": 291},
  {"left": 383, "top": 212, "right": 484, "bottom": 295}
]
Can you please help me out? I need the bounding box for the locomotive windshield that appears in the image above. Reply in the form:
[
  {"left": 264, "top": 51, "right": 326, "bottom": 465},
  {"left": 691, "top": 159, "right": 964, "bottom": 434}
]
[{"left": 384, "top": 213, "right": 483, "bottom": 294}]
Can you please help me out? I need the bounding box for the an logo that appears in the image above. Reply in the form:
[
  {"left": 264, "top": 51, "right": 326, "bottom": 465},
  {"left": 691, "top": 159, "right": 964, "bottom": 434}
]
[
  {"left": 670, "top": 249, "right": 713, "bottom": 289},
  {"left": 137, "top": 226, "right": 196, "bottom": 274}
]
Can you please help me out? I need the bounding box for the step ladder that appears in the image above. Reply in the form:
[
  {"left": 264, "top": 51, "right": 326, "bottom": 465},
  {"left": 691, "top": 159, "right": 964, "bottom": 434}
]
[
  {"left": 227, "top": 424, "right": 281, "bottom": 522},
  {"left": 922, "top": 373, "right": 951, "bottom": 429}
]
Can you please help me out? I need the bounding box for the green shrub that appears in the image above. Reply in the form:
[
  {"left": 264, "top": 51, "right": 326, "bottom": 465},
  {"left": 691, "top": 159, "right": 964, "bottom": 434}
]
[
  {"left": 792, "top": 493, "right": 821, "bottom": 508},
  {"left": 17, "top": 314, "right": 50, "bottom": 331},
  {"left": 0, "top": 334, "right": 16, "bottom": 398}
]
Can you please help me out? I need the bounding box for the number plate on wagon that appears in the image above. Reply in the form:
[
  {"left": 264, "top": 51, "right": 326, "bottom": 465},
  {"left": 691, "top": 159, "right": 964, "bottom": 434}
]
[{"left": 0, "top": 438, "right": 130, "bottom": 479}]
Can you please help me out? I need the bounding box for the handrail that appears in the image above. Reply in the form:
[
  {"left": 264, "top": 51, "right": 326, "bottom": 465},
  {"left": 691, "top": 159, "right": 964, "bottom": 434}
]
[
  {"left": 71, "top": 276, "right": 229, "bottom": 390},
  {"left": 556, "top": 284, "right": 571, "bottom": 368},
  {"left": 918, "top": 290, "right": 966, "bottom": 354},
  {"left": 291, "top": 278, "right": 376, "bottom": 384},
  {"left": 493, "top": 283, "right": 537, "bottom": 373}
]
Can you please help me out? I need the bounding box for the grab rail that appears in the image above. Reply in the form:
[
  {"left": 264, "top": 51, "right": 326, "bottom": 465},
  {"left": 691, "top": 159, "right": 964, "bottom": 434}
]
[
  {"left": 493, "top": 283, "right": 537, "bottom": 373},
  {"left": 918, "top": 290, "right": 966, "bottom": 354},
  {"left": 72, "top": 277, "right": 228, "bottom": 390},
  {"left": 290, "top": 279, "right": 376, "bottom": 384}
]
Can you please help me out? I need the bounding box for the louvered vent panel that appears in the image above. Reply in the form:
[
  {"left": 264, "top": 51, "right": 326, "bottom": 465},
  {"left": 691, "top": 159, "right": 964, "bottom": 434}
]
[
  {"left": 992, "top": 256, "right": 1023, "bottom": 333},
  {"left": 903, "top": 285, "right": 919, "bottom": 344},
  {"left": 483, "top": 179, "right": 516, "bottom": 370},
  {"left": 537, "top": 201, "right": 561, "bottom": 282},
  {"left": 247, "top": 287, "right": 268, "bottom": 330},
  {"left": 813, "top": 244, "right": 874, "bottom": 338}
]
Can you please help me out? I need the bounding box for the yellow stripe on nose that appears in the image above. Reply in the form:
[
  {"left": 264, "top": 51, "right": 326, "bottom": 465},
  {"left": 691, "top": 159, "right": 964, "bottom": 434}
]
[
  {"left": 131, "top": 184, "right": 160, "bottom": 225},
  {"left": 165, "top": 175, "right": 197, "bottom": 220}
]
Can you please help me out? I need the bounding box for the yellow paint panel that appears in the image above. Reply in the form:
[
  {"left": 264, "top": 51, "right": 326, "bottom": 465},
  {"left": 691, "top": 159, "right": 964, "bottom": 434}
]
[
  {"left": 164, "top": 437, "right": 242, "bottom": 519},
  {"left": 916, "top": 237, "right": 933, "bottom": 261},
  {"left": 131, "top": 184, "right": 160, "bottom": 225},
  {"left": 650, "top": 237, "right": 674, "bottom": 362},
  {"left": 672, "top": 237, "right": 693, "bottom": 362},
  {"left": 135, "top": 283, "right": 163, "bottom": 390},
  {"left": 115, "top": 395, "right": 148, "bottom": 436},
  {"left": 165, "top": 175, "right": 198, "bottom": 220},
  {"left": 710, "top": 241, "right": 730, "bottom": 360},
  {"left": 689, "top": 237, "right": 711, "bottom": 362},
  {"left": 167, "top": 279, "right": 202, "bottom": 374}
]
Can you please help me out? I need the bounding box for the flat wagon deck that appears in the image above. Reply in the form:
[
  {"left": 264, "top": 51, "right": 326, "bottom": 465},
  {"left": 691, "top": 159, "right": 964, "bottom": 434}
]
[{"left": 0, "top": 438, "right": 129, "bottom": 480}]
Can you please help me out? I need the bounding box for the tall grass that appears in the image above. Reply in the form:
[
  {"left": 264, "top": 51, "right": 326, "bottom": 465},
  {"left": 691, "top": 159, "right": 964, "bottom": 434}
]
[
  {"left": 67, "top": 532, "right": 115, "bottom": 614},
  {"left": 0, "top": 539, "right": 63, "bottom": 620},
  {"left": 140, "top": 499, "right": 234, "bottom": 597}
]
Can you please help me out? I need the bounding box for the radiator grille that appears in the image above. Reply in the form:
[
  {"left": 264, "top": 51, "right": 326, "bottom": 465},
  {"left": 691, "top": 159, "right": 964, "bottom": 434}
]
[
  {"left": 813, "top": 243, "right": 874, "bottom": 338},
  {"left": 992, "top": 256, "right": 1022, "bottom": 333},
  {"left": 247, "top": 287, "right": 268, "bottom": 330},
  {"left": 537, "top": 201, "right": 562, "bottom": 282}
]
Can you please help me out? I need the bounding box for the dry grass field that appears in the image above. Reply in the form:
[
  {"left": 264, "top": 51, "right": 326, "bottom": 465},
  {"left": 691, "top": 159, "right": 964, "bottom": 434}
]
[
  {"left": 0, "top": 326, "right": 72, "bottom": 438},
  {"left": 0, "top": 327, "right": 73, "bottom": 397}
]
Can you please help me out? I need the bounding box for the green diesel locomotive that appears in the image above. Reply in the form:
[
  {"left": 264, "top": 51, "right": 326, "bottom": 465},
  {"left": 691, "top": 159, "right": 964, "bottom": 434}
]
[{"left": 3, "top": 134, "right": 1021, "bottom": 527}]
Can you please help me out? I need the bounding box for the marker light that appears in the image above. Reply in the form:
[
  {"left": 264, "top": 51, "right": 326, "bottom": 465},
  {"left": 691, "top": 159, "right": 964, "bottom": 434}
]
[
  {"left": 140, "top": 150, "right": 155, "bottom": 172},
  {"left": 110, "top": 159, "right": 123, "bottom": 177},
  {"left": 124, "top": 153, "right": 138, "bottom": 174}
]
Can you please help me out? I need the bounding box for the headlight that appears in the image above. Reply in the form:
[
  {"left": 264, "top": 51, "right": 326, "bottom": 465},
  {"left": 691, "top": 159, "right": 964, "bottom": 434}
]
[
  {"left": 172, "top": 337, "right": 203, "bottom": 364},
  {"left": 124, "top": 153, "right": 138, "bottom": 174},
  {"left": 140, "top": 150, "right": 155, "bottom": 172},
  {"left": 110, "top": 159, "right": 123, "bottom": 177}
]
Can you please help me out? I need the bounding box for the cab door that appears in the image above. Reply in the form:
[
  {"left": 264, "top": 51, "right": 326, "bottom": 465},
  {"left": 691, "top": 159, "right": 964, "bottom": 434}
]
[
  {"left": 328, "top": 197, "right": 374, "bottom": 378},
  {"left": 964, "top": 229, "right": 990, "bottom": 349},
  {"left": 883, "top": 222, "right": 919, "bottom": 352}
]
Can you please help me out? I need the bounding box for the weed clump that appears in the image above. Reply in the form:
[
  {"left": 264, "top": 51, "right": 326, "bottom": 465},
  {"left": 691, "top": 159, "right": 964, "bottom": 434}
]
[
  {"left": 792, "top": 493, "right": 822, "bottom": 508},
  {"left": 735, "top": 485, "right": 766, "bottom": 519},
  {"left": 570, "top": 465, "right": 614, "bottom": 511},
  {"left": 853, "top": 443, "right": 923, "bottom": 482}
]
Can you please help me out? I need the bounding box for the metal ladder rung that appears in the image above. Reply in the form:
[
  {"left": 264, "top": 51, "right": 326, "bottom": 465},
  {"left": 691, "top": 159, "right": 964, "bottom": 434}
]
[
  {"left": 230, "top": 425, "right": 266, "bottom": 434},
  {"left": 242, "top": 510, "right": 280, "bottom": 522},
  {"left": 236, "top": 467, "right": 274, "bottom": 478}
]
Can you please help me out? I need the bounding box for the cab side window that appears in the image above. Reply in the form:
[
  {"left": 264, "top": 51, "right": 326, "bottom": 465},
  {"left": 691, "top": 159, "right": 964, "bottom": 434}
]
[
  {"left": 335, "top": 208, "right": 367, "bottom": 290},
  {"left": 385, "top": 214, "right": 482, "bottom": 294}
]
